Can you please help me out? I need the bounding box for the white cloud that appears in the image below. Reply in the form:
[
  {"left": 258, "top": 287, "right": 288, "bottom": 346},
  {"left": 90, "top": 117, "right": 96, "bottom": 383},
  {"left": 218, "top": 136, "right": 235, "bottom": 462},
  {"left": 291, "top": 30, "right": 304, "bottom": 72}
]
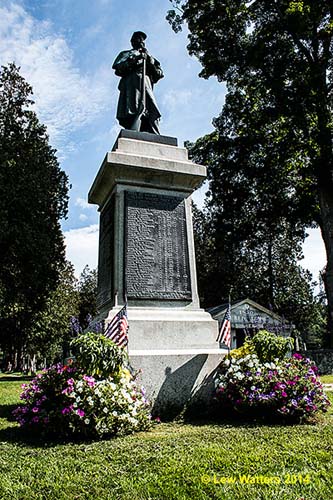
[
  {"left": 162, "top": 89, "right": 193, "bottom": 111},
  {"left": 64, "top": 224, "right": 99, "bottom": 277},
  {"left": 0, "top": 3, "right": 113, "bottom": 154},
  {"left": 75, "top": 197, "right": 95, "bottom": 210},
  {"left": 79, "top": 213, "right": 88, "bottom": 221}
]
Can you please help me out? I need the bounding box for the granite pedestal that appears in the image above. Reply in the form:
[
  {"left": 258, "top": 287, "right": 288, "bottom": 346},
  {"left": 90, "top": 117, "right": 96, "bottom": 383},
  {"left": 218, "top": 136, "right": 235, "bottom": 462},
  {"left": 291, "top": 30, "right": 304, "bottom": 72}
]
[{"left": 88, "top": 130, "right": 226, "bottom": 417}]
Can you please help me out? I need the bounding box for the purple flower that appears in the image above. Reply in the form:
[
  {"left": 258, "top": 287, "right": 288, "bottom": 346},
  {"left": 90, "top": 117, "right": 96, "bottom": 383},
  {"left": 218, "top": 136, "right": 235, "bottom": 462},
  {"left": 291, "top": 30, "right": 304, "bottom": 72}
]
[
  {"left": 32, "top": 407, "right": 39, "bottom": 413},
  {"left": 77, "top": 409, "right": 85, "bottom": 418},
  {"left": 83, "top": 375, "right": 96, "bottom": 387},
  {"left": 62, "top": 408, "right": 71, "bottom": 415},
  {"left": 292, "top": 353, "right": 303, "bottom": 360}
]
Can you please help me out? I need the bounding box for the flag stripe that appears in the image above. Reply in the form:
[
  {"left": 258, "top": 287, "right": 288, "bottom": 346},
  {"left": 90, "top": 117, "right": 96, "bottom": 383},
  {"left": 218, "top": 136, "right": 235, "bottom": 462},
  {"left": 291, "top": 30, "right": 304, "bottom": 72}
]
[
  {"left": 217, "top": 303, "right": 231, "bottom": 348},
  {"left": 105, "top": 304, "right": 129, "bottom": 348}
]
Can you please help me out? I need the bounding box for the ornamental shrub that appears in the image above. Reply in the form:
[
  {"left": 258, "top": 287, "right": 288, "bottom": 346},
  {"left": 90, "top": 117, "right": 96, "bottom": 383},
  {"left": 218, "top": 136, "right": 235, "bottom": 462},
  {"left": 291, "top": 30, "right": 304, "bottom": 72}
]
[
  {"left": 228, "top": 339, "right": 255, "bottom": 360},
  {"left": 71, "top": 332, "right": 127, "bottom": 379},
  {"left": 229, "top": 330, "right": 293, "bottom": 363},
  {"left": 215, "top": 353, "right": 330, "bottom": 422},
  {"left": 250, "top": 330, "right": 294, "bottom": 362},
  {"left": 13, "top": 335, "right": 152, "bottom": 438}
]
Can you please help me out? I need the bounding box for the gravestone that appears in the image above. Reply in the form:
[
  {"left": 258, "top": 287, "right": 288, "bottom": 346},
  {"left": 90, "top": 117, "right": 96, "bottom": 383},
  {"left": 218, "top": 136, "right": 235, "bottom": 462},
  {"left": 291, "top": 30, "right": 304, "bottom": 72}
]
[{"left": 88, "top": 130, "right": 224, "bottom": 415}]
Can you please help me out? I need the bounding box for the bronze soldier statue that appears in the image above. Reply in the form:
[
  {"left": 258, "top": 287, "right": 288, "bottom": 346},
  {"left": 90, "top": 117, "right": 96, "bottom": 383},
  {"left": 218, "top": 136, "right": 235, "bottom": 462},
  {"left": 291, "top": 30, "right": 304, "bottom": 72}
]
[{"left": 112, "top": 31, "right": 163, "bottom": 134}]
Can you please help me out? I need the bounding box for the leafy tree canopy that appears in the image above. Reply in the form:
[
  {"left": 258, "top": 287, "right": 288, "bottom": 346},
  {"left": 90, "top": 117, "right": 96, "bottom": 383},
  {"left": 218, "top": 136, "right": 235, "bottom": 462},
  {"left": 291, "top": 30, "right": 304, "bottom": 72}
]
[{"left": 168, "top": 0, "right": 333, "bottom": 345}]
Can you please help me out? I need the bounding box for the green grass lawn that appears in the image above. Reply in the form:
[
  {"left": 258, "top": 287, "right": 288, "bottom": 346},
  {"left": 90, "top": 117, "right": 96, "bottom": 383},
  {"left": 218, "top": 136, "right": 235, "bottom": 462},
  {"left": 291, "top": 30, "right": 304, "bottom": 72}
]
[
  {"left": 0, "top": 378, "right": 333, "bottom": 500},
  {"left": 320, "top": 374, "right": 333, "bottom": 384}
]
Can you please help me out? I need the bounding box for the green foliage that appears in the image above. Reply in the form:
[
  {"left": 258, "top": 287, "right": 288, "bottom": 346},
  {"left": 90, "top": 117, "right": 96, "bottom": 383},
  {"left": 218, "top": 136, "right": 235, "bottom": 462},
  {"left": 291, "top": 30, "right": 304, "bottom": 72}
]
[
  {"left": 168, "top": 1, "right": 333, "bottom": 343},
  {"left": 77, "top": 265, "right": 98, "bottom": 331},
  {"left": 27, "top": 261, "right": 79, "bottom": 363},
  {"left": 0, "top": 63, "right": 69, "bottom": 364},
  {"left": 250, "top": 330, "right": 294, "bottom": 363},
  {"left": 229, "top": 330, "right": 293, "bottom": 362},
  {"left": 70, "top": 332, "right": 128, "bottom": 379}
]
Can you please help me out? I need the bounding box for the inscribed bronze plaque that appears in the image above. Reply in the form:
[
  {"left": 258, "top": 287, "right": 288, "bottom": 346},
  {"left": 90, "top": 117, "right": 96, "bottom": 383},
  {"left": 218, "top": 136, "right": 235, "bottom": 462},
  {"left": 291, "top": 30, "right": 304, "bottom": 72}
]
[{"left": 125, "top": 192, "right": 191, "bottom": 300}]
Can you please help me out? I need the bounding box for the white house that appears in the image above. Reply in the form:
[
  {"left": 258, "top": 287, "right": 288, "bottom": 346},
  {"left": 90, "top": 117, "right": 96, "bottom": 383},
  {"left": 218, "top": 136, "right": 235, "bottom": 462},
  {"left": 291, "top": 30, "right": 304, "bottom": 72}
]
[{"left": 208, "top": 298, "right": 294, "bottom": 350}]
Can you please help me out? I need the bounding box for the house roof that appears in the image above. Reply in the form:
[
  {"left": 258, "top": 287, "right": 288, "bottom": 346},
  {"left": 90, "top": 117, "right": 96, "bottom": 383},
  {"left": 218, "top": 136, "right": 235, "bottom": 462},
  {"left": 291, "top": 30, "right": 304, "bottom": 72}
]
[{"left": 207, "top": 297, "right": 287, "bottom": 324}]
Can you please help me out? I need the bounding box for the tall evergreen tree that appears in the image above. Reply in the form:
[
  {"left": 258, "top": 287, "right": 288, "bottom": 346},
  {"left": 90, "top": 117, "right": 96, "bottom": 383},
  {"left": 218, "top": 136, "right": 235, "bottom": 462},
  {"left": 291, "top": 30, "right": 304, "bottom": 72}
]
[{"left": 0, "top": 64, "right": 69, "bottom": 367}]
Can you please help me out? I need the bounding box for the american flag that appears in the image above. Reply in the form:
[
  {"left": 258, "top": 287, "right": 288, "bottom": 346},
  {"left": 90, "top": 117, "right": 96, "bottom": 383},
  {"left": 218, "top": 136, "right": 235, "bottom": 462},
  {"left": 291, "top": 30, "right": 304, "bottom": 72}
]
[
  {"left": 105, "top": 304, "right": 129, "bottom": 348},
  {"left": 217, "top": 303, "right": 231, "bottom": 348}
]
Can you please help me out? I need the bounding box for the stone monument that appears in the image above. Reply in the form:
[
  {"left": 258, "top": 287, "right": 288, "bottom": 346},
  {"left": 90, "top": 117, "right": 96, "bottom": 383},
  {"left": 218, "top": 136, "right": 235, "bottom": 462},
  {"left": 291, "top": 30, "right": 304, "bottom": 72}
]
[{"left": 88, "top": 33, "right": 225, "bottom": 416}]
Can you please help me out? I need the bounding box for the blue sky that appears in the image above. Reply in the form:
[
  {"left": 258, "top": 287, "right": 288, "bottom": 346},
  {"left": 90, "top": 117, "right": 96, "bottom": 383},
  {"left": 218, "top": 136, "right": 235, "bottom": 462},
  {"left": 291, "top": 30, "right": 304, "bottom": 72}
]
[{"left": 0, "top": 0, "right": 326, "bottom": 282}]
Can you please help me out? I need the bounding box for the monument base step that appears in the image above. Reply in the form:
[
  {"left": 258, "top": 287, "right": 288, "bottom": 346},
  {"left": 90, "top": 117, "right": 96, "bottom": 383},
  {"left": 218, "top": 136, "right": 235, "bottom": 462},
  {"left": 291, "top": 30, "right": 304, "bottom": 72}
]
[
  {"left": 104, "top": 307, "right": 219, "bottom": 351},
  {"left": 129, "top": 351, "right": 226, "bottom": 419}
]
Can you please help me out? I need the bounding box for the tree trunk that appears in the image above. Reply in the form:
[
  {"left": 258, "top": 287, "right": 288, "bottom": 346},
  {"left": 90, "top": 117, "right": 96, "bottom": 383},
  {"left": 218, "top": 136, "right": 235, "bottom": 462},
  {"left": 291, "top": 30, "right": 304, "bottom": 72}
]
[{"left": 319, "top": 187, "right": 333, "bottom": 347}]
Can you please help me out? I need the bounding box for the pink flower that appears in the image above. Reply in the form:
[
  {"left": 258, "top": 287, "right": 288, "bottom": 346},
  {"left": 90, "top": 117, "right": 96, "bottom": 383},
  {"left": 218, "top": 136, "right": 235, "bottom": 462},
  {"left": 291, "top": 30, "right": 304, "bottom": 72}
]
[
  {"left": 83, "top": 375, "right": 96, "bottom": 387},
  {"left": 62, "top": 408, "right": 71, "bottom": 415},
  {"left": 32, "top": 407, "right": 39, "bottom": 413},
  {"left": 281, "top": 391, "right": 287, "bottom": 398},
  {"left": 77, "top": 409, "right": 85, "bottom": 417}
]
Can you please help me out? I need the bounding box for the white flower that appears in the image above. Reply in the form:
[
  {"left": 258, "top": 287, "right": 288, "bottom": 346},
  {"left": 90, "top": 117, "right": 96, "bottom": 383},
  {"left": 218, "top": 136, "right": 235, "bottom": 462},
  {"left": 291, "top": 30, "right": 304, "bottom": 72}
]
[
  {"left": 224, "top": 359, "right": 231, "bottom": 367},
  {"left": 84, "top": 418, "right": 90, "bottom": 425},
  {"left": 103, "top": 407, "right": 108, "bottom": 414},
  {"left": 112, "top": 410, "right": 118, "bottom": 417}
]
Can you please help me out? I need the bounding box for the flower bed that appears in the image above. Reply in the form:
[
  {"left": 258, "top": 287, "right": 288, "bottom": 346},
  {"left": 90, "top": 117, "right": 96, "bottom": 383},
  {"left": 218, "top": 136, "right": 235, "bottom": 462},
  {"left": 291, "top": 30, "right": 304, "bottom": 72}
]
[
  {"left": 215, "top": 352, "right": 330, "bottom": 421},
  {"left": 13, "top": 333, "right": 152, "bottom": 438}
]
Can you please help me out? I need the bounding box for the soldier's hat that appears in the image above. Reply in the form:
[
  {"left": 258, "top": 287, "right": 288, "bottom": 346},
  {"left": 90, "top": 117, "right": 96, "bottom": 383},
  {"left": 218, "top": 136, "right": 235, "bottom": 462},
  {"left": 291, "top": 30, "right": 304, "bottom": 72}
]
[{"left": 131, "top": 31, "right": 147, "bottom": 43}]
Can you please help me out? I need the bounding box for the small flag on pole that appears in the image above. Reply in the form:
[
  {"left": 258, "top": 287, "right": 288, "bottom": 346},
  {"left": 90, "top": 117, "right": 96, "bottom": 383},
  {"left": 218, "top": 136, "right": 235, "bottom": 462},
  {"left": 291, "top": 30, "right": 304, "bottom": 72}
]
[
  {"left": 105, "top": 303, "right": 129, "bottom": 348},
  {"left": 217, "top": 303, "right": 231, "bottom": 348}
]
